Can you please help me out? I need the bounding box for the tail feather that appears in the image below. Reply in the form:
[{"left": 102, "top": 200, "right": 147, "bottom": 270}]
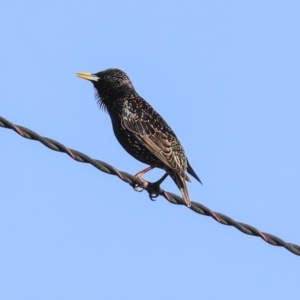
[
  {"left": 171, "top": 172, "right": 191, "bottom": 207},
  {"left": 187, "top": 159, "right": 202, "bottom": 184}
]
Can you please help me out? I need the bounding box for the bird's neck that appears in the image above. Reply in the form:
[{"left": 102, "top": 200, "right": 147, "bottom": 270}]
[
  {"left": 99, "top": 89, "right": 137, "bottom": 113},
  {"left": 100, "top": 85, "right": 133, "bottom": 99}
]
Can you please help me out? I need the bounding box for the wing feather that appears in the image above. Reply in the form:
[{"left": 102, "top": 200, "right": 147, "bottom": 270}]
[{"left": 121, "top": 114, "right": 188, "bottom": 180}]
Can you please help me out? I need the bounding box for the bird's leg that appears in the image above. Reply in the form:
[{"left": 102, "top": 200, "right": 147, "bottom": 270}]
[
  {"left": 133, "top": 168, "right": 169, "bottom": 200},
  {"left": 133, "top": 166, "right": 155, "bottom": 192},
  {"left": 153, "top": 172, "right": 169, "bottom": 186},
  {"left": 135, "top": 166, "right": 155, "bottom": 178},
  {"left": 147, "top": 172, "right": 169, "bottom": 200}
]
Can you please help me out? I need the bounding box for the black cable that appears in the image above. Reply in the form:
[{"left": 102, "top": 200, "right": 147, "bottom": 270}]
[{"left": 1, "top": 115, "right": 299, "bottom": 256}]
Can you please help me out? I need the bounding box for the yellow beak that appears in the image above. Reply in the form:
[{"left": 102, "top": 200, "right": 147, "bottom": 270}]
[{"left": 76, "top": 72, "right": 99, "bottom": 82}]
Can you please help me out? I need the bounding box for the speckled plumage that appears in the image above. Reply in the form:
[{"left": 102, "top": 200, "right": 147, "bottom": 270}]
[{"left": 77, "top": 68, "right": 201, "bottom": 207}]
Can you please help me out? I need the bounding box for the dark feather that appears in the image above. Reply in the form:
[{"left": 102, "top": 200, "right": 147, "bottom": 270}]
[
  {"left": 187, "top": 159, "right": 202, "bottom": 184},
  {"left": 77, "top": 68, "right": 202, "bottom": 207},
  {"left": 121, "top": 111, "right": 189, "bottom": 181}
]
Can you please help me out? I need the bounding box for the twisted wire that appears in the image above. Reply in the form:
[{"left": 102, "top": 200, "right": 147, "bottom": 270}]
[{"left": 1, "top": 115, "right": 299, "bottom": 256}]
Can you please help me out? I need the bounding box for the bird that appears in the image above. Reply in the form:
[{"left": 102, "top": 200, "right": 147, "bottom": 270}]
[{"left": 76, "top": 68, "right": 202, "bottom": 207}]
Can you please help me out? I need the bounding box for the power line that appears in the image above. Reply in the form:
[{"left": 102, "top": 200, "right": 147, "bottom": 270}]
[{"left": 1, "top": 115, "right": 299, "bottom": 256}]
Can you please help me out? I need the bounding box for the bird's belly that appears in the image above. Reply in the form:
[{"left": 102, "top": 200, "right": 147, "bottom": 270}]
[{"left": 111, "top": 121, "right": 161, "bottom": 167}]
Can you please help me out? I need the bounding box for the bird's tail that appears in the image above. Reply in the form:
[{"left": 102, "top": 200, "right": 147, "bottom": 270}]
[{"left": 171, "top": 173, "right": 191, "bottom": 207}]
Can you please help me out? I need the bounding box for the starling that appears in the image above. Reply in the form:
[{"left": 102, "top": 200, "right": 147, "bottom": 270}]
[{"left": 76, "top": 68, "right": 201, "bottom": 207}]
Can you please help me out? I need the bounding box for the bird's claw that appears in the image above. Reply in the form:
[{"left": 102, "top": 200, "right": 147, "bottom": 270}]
[
  {"left": 133, "top": 185, "right": 144, "bottom": 192},
  {"left": 131, "top": 172, "right": 167, "bottom": 201},
  {"left": 149, "top": 192, "right": 159, "bottom": 201},
  {"left": 146, "top": 180, "right": 162, "bottom": 201},
  {"left": 130, "top": 181, "right": 145, "bottom": 192}
]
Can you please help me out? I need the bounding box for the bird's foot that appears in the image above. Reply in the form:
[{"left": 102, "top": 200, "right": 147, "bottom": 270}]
[
  {"left": 146, "top": 173, "right": 169, "bottom": 201},
  {"left": 131, "top": 166, "right": 155, "bottom": 192},
  {"left": 133, "top": 185, "right": 144, "bottom": 192},
  {"left": 131, "top": 174, "right": 148, "bottom": 193},
  {"left": 131, "top": 172, "right": 169, "bottom": 201}
]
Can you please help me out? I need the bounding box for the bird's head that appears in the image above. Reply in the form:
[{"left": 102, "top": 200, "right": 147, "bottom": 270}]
[{"left": 76, "top": 68, "right": 135, "bottom": 110}]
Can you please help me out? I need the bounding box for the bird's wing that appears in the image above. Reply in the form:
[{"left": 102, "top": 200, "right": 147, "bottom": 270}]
[{"left": 121, "top": 112, "right": 188, "bottom": 180}]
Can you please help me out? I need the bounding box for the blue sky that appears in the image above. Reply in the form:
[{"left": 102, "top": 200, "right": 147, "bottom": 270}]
[{"left": 1, "top": 1, "right": 299, "bottom": 299}]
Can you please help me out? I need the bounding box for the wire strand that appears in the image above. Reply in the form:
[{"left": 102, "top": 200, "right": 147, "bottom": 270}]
[{"left": 1, "top": 115, "right": 299, "bottom": 256}]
